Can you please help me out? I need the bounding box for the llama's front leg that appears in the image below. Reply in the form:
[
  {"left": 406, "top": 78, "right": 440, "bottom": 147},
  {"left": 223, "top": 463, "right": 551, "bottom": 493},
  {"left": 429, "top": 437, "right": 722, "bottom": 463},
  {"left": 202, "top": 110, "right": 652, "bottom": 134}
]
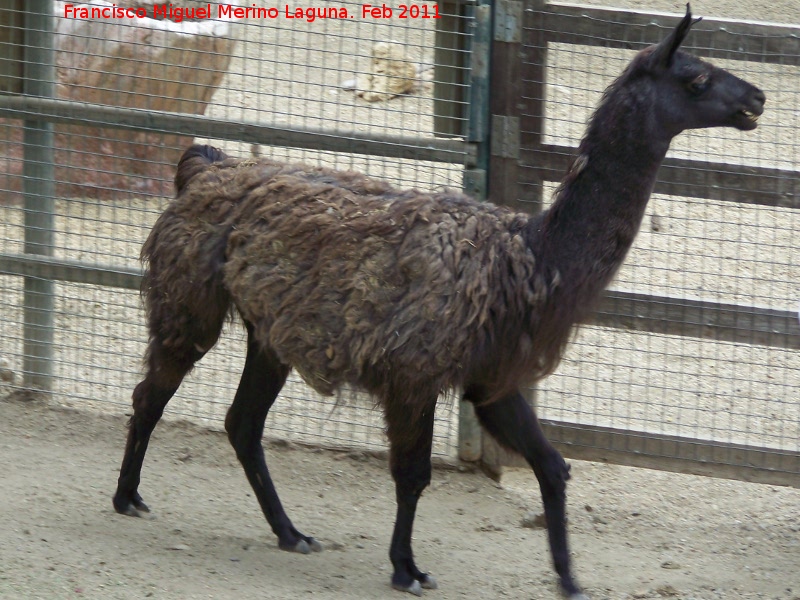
[
  {"left": 466, "top": 386, "right": 588, "bottom": 600},
  {"left": 225, "top": 328, "right": 322, "bottom": 554},
  {"left": 385, "top": 398, "right": 439, "bottom": 595}
]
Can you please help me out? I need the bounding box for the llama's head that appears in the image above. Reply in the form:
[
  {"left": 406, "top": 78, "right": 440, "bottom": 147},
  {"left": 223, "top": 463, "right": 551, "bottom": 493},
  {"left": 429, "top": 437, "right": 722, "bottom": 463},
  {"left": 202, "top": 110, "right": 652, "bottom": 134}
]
[{"left": 634, "top": 3, "right": 765, "bottom": 137}]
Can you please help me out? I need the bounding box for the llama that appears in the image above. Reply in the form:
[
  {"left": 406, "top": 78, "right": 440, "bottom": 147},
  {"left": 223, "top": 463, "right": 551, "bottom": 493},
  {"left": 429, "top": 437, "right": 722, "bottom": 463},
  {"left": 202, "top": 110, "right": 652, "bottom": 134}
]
[{"left": 113, "top": 7, "right": 764, "bottom": 599}]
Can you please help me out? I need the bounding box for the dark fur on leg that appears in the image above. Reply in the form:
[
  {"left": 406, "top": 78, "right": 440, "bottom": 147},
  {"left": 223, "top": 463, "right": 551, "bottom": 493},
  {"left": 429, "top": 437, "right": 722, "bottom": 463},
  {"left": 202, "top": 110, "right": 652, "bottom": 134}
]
[
  {"left": 466, "top": 386, "right": 582, "bottom": 598},
  {"left": 113, "top": 341, "right": 202, "bottom": 516},
  {"left": 385, "top": 396, "right": 439, "bottom": 595},
  {"left": 225, "top": 325, "right": 322, "bottom": 554}
]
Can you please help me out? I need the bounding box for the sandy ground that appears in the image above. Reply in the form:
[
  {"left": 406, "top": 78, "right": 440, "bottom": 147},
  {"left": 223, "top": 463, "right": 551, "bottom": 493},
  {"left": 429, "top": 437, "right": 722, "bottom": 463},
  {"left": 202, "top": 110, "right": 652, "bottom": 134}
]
[{"left": 1, "top": 393, "right": 799, "bottom": 600}]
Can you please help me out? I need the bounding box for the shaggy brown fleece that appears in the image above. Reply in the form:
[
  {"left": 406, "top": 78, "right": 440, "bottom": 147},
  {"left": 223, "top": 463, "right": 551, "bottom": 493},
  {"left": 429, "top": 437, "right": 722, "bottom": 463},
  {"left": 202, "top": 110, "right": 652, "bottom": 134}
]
[{"left": 142, "top": 149, "right": 564, "bottom": 407}]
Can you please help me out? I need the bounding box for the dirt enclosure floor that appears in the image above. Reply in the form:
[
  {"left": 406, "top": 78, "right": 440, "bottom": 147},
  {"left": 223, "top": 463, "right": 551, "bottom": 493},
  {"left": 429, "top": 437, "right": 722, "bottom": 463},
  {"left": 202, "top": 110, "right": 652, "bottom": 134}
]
[{"left": 1, "top": 394, "right": 798, "bottom": 600}]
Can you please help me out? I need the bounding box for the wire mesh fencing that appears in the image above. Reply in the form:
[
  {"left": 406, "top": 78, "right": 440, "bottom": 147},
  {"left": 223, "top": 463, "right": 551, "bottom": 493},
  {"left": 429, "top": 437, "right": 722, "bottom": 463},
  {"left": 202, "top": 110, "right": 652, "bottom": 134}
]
[{"left": 0, "top": 0, "right": 480, "bottom": 458}]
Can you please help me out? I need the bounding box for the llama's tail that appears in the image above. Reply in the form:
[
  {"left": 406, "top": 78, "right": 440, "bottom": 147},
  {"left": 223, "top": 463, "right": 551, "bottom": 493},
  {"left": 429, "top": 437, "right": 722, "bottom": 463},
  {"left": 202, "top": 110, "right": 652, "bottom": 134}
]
[{"left": 174, "top": 144, "right": 229, "bottom": 196}]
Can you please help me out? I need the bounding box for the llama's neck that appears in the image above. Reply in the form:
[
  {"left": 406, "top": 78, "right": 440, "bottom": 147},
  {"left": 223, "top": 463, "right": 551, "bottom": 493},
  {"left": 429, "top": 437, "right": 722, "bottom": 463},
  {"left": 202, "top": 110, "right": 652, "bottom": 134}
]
[{"left": 532, "top": 88, "right": 673, "bottom": 298}]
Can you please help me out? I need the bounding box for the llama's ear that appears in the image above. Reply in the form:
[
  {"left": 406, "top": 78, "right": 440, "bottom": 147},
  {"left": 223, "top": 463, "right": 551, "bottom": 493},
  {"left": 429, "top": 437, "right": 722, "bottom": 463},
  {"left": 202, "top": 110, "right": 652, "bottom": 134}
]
[{"left": 650, "top": 4, "right": 702, "bottom": 69}]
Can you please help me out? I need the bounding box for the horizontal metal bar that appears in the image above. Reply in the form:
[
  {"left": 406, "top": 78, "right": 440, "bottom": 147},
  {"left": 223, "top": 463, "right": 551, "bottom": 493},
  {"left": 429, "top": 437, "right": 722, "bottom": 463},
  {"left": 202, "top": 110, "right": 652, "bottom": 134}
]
[
  {"left": 0, "top": 94, "right": 475, "bottom": 165},
  {"left": 536, "top": 3, "right": 800, "bottom": 65},
  {"left": 487, "top": 420, "right": 800, "bottom": 487},
  {"left": 543, "top": 420, "right": 800, "bottom": 488},
  {"left": 0, "top": 252, "right": 142, "bottom": 290},
  {"left": 520, "top": 145, "right": 800, "bottom": 209},
  {"left": 596, "top": 290, "right": 800, "bottom": 350},
  {"left": 3, "top": 252, "right": 798, "bottom": 350}
]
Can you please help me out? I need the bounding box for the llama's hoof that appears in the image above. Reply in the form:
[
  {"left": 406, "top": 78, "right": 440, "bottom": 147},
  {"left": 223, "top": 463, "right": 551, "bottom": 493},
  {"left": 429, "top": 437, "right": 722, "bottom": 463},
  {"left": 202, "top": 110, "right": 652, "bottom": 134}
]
[
  {"left": 283, "top": 537, "right": 323, "bottom": 554},
  {"left": 306, "top": 537, "right": 324, "bottom": 552},
  {"left": 118, "top": 504, "right": 144, "bottom": 517},
  {"left": 392, "top": 580, "right": 422, "bottom": 596},
  {"left": 113, "top": 492, "right": 150, "bottom": 517},
  {"left": 419, "top": 574, "right": 437, "bottom": 590},
  {"left": 569, "top": 594, "right": 590, "bottom": 600},
  {"left": 391, "top": 574, "right": 437, "bottom": 595}
]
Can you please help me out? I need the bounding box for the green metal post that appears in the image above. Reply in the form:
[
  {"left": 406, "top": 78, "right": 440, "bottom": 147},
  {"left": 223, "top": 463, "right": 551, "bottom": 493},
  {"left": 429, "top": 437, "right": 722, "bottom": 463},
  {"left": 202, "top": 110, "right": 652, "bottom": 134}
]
[
  {"left": 22, "top": 0, "right": 55, "bottom": 391},
  {"left": 457, "top": 0, "right": 493, "bottom": 463}
]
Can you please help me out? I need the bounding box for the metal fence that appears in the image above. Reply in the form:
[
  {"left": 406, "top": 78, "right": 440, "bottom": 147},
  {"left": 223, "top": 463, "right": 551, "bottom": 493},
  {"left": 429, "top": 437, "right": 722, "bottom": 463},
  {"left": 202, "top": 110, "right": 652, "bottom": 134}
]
[
  {"left": 0, "top": 0, "right": 483, "bottom": 458},
  {"left": 0, "top": 1, "right": 798, "bottom": 485}
]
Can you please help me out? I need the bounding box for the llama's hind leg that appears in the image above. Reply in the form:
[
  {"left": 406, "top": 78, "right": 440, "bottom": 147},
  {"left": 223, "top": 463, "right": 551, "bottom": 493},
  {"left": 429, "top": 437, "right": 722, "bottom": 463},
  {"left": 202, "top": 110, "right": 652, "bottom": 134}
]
[
  {"left": 113, "top": 339, "right": 202, "bottom": 517},
  {"left": 225, "top": 325, "right": 322, "bottom": 554},
  {"left": 465, "top": 386, "right": 587, "bottom": 600},
  {"left": 385, "top": 397, "right": 439, "bottom": 595}
]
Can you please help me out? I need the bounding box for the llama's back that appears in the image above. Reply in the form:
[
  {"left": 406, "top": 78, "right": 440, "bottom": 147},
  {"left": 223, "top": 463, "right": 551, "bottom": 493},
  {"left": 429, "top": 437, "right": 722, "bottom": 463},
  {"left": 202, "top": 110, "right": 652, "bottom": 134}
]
[
  {"left": 148, "top": 146, "right": 558, "bottom": 402},
  {"left": 202, "top": 156, "right": 549, "bottom": 401}
]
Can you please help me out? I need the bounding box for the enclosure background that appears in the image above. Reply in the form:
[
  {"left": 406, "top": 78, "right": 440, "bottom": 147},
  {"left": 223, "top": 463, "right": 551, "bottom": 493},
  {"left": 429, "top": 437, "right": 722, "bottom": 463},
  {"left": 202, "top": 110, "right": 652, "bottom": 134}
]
[{"left": 0, "top": 0, "right": 797, "bottom": 481}]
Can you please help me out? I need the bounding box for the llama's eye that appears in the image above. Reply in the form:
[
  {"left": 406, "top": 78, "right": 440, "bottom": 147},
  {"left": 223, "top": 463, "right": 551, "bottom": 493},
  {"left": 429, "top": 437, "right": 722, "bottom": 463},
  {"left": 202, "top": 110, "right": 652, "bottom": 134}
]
[{"left": 688, "top": 73, "right": 709, "bottom": 94}]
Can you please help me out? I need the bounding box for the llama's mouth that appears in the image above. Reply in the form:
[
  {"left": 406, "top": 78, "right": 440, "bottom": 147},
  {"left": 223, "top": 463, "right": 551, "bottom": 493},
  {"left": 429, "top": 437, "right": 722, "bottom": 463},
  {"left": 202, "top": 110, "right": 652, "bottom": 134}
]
[
  {"left": 733, "top": 107, "right": 761, "bottom": 130},
  {"left": 740, "top": 109, "right": 759, "bottom": 123}
]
